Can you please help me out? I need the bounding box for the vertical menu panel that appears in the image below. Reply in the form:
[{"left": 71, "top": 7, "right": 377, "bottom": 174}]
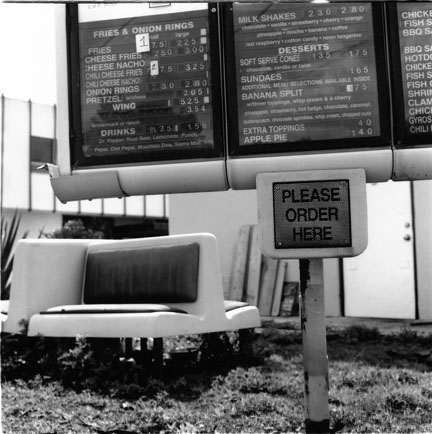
[
  {"left": 390, "top": 3, "right": 432, "bottom": 145},
  {"left": 226, "top": 2, "right": 389, "bottom": 155},
  {"left": 72, "top": 5, "right": 223, "bottom": 167}
]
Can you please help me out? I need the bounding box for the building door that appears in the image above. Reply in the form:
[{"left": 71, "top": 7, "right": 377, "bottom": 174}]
[{"left": 343, "top": 181, "right": 416, "bottom": 319}]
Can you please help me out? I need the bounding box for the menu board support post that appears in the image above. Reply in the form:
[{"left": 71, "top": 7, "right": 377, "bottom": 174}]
[
  {"left": 300, "top": 258, "right": 330, "bottom": 434},
  {"left": 257, "top": 169, "right": 368, "bottom": 433}
]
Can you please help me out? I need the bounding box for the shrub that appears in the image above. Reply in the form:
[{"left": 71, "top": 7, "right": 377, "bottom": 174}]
[
  {"left": 342, "top": 325, "right": 382, "bottom": 343},
  {"left": 42, "top": 219, "right": 104, "bottom": 239},
  {"left": 1, "top": 210, "right": 29, "bottom": 299},
  {"left": 199, "top": 332, "right": 236, "bottom": 369}
]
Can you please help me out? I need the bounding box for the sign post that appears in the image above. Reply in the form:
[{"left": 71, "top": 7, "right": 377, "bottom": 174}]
[
  {"left": 257, "top": 169, "right": 367, "bottom": 433},
  {"left": 300, "top": 258, "right": 329, "bottom": 434}
]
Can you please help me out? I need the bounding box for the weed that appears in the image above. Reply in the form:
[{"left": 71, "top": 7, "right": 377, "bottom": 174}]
[
  {"left": 393, "top": 327, "right": 421, "bottom": 343},
  {"left": 199, "top": 332, "right": 236, "bottom": 370},
  {"left": 342, "top": 325, "right": 382, "bottom": 343},
  {"left": 394, "top": 369, "right": 420, "bottom": 385},
  {"left": 421, "top": 386, "right": 432, "bottom": 399},
  {"left": 232, "top": 393, "right": 277, "bottom": 415},
  {"left": 386, "top": 392, "right": 421, "bottom": 412},
  {"left": 1, "top": 210, "right": 29, "bottom": 299},
  {"left": 220, "top": 366, "right": 302, "bottom": 397}
]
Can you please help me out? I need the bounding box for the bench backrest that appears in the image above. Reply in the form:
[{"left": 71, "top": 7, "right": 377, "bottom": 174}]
[
  {"left": 81, "top": 234, "right": 225, "bottom": 318},
  {"left": 2, "top": 233, "right": 227, "bottom": 334},
  {"left": 83, "top": 243, "right": 200, "bottom": 304}
]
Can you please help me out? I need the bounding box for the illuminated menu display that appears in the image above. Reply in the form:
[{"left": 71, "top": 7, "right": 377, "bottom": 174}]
[
  {"left": 231, "top": 3, "right": 382, "bottom": 150},
  {"left": 395, "top": 3, "right": 432, "bottom": 140},
  {"left": 77, "top": 8, "right": 218, "bottom": 163}
]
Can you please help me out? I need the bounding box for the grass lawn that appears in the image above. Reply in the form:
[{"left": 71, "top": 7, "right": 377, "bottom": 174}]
[{"left": 2, "top": 324, "right": 432, "bottom": 433}]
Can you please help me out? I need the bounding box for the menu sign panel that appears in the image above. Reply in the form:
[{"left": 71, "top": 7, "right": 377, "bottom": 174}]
[
  {"left": 273, "top": 180, "right": 352, "bottom": 249},
  {"left": 231, "top": 3, "right": 382, "bottom": 151},
  {"left": 395, "top": 3, "right": 432, "bottom": 140},
  {"left": 75, "top": 6, "right": 220, "bottom": 166}
]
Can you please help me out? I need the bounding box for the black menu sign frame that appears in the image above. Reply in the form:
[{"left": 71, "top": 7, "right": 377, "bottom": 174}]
[
  {"left": 388, "top": 2, "right": 432, "bottom": 147},
  {"left": 67, "top": 4, "right": 224, "bottom": 169},
  {"left": 224, "top": 2, "right": 391, "bottom": 157}
]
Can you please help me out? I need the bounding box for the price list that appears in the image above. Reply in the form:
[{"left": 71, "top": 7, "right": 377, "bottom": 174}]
[
  {"left": 78, "top": 9, "right": 214, "bottom": 159},
  {"left": 232, "top": 3, "right": 381, "bottom": 147},
  {"left": 396, "top": 3, "right": 432, "bottom": 137}
]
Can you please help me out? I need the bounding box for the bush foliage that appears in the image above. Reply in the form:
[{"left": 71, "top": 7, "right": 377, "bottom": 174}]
[
  {"left": 42, "top": 219, "right": 104, "bottom": 239},
  {"left": 1, "top": 210, "right": 29, "bottom": 299}
]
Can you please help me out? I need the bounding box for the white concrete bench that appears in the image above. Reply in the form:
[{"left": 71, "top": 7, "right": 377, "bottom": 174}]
[{"left": 2, "top": 233, "right": 260, "bottom": 341}]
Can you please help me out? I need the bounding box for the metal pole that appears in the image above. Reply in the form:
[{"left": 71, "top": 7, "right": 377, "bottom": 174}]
[
  {"left": 299, "top": 258, "right": 330, "bottom": 434},
  {"left": 1, "top": 94, "right": 5, "bottom": 217}
]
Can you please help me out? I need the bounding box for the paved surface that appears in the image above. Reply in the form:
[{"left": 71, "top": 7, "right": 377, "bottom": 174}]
[{"left": 261, "top": 316, "right": 432, "bottom": 335}]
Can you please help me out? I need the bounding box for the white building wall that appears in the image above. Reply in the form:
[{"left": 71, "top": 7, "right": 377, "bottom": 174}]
[
  {"left": 2, "top": 98, "right": 30, "bottom": 209},
  {"left": 169, "top": 190, "right": 259, "bottom": 297},
  {"left": 413, "top": 180, "right": 432, "bottom": 319}
]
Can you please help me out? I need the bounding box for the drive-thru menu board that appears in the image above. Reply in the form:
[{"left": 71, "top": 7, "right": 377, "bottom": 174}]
[
  {"left": 391, "top": 2, "right": 432, "bottom": 143},
  {"left": 73, "top": 5, "right": 222, "bottom": 166},
  {"left": 228, "top": 2, "right": 385, "bottom": 153}
]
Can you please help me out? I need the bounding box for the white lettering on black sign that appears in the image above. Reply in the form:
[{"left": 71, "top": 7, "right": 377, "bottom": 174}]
[
  {"left": 397, "top": 3, "right": 432, "bottom": 136},
  {"left": 233, "top": 3, "right": 381, "bottom": 146},
  {"left": 79, "top": 10, "right": 214, "bottom": 157},
  {"left": 273, "top": 180, "right": 352, "bottom": 248}
]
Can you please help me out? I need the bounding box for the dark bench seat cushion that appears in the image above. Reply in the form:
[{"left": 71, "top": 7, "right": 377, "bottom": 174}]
[
  {"left": 83, "top": 243, "right": 200, "bottom": 304},
  {"left": 40, "top": 304, "right": 188, "bottom": 315}
]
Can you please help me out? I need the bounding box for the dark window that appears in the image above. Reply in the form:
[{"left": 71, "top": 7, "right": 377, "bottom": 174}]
[{"left": 30, "top": 136, "right": 54, "bottom": 171}]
